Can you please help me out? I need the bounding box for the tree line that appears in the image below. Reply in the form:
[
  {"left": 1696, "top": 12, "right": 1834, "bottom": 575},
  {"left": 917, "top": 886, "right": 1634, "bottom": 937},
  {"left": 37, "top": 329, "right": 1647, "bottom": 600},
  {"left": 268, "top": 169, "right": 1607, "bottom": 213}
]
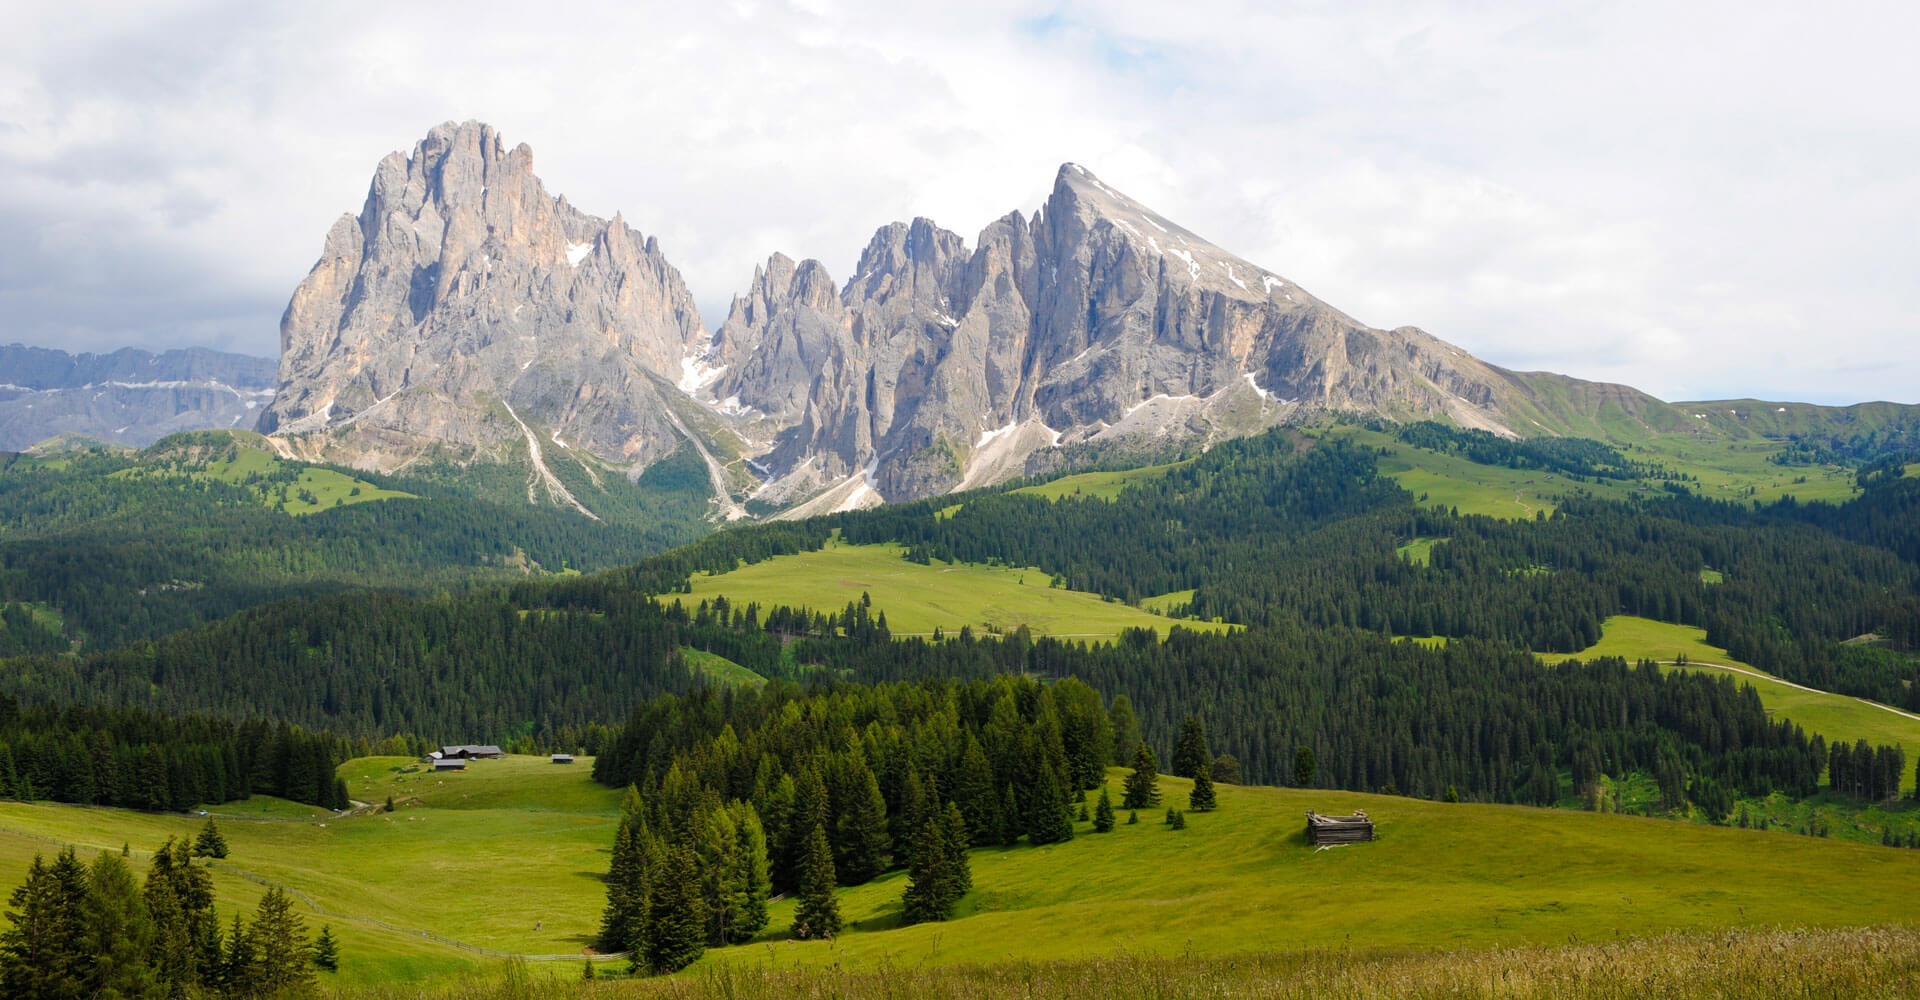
[{"left": 0, "top": 694, "right": 349, "bottom": 812}]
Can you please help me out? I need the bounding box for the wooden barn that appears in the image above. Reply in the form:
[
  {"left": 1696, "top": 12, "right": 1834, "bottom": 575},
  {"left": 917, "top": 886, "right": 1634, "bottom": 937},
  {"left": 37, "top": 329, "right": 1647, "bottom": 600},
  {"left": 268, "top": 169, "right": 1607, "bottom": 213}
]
[
  {"left": 431, "top": 758, "right": 467, "bottom": 772},
  {"left": 1305, "top": 810, "right": 1374, "bottom": 845},
  {"left": 551, "top": 754, "right": 574, "bottom": 764},
  {"left": 438, "top": 745, "right": 505, "bottom": 760}
]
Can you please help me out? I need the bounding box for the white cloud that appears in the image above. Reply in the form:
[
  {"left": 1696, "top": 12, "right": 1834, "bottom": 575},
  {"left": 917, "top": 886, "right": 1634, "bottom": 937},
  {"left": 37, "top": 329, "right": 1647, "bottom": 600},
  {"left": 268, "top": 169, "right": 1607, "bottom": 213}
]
[{"left": 1, "top": 0, "right": 1915, "bottom": 404}]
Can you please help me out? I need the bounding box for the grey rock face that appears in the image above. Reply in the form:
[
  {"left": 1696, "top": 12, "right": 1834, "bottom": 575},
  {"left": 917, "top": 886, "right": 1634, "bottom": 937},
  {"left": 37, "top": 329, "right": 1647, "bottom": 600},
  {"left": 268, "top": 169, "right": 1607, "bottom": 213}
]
[
  {"left": 695, "top": 163, "right": 1535, "bottom": 508},
  {"left": 258, "top": 121, "right": 709, "bottom": 476},
  {"left": 0, "top": 344, "right": 276, "bottom": 451}
]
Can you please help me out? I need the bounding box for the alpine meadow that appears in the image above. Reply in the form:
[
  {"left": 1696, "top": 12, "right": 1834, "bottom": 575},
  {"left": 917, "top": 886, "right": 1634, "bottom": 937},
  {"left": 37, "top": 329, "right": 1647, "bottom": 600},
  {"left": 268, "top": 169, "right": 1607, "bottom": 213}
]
[{"left": 5, "top": 8, "right": 1920, "bottom": 998}]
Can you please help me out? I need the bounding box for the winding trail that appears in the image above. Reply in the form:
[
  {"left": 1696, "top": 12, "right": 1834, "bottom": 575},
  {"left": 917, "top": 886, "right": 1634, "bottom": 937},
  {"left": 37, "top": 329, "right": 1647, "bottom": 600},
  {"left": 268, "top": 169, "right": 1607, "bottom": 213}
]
[{"left": 1669, "top": 660, "right": 1920, "bottom": 724}]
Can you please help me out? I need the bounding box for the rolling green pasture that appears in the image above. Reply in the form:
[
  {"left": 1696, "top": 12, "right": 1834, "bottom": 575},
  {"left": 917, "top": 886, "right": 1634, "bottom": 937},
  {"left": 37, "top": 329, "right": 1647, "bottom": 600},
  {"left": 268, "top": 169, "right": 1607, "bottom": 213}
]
[
  {"left": 2, "top": 757, "right": 1919, "bottom": 987},
  {"left": 1540, "top": 616, "right": 1920, "bottom": 789},
  {"left": 112, "top": 435, "right": 412, "bottom": 516},
  {"left": 1323, "top": 425, "right": 1864, "bottom": 522},
  {"left": 727, "top": 771, "right": 1920, "bottom": 970},
  {"left": 668, "top": 540, "right": 1229, "bottom": 639},
  {"left": 682, "top": 647, "right": 765, "bottom": 688},
  {"left": 1013, "top": 461, "right": 1189, "bottom": 501}
]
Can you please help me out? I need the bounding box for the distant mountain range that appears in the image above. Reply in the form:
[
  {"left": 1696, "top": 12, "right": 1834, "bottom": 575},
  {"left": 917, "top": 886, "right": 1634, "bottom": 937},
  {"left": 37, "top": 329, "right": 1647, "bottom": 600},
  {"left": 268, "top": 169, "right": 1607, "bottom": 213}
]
[
  {"left": 0, "top": 344, "right": 276, "bottom": 451},
  {"left": 9, "top": 121, "right": 1912, "bottom": 512}
]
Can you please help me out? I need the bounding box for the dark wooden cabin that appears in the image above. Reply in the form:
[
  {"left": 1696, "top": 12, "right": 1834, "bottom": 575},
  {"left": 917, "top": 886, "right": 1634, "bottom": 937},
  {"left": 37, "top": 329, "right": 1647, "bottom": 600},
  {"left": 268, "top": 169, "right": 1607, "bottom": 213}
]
[{"left": 1305, "top": 810, "right": 1374, "bottom": 845}]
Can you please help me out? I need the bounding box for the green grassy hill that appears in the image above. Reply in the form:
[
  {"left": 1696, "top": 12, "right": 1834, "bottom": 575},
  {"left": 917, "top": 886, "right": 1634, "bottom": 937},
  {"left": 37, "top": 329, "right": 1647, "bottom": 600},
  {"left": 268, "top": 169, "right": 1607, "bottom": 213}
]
[
  {"left": 1542, "top": 616, "right": 1920, "bottom": 791},
  {"left": 4, "top": 755, "right": 1920, "bottom": 987},
  {"left": 667, "top": 538, "right": 1231, "bottom": 638}
]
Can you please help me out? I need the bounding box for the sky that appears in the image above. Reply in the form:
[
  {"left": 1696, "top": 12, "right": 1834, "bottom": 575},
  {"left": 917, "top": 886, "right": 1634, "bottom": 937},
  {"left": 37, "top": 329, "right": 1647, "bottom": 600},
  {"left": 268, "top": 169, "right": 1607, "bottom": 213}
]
[{"left": 2, "top": 1, "right": 1915, "bottom": 405}]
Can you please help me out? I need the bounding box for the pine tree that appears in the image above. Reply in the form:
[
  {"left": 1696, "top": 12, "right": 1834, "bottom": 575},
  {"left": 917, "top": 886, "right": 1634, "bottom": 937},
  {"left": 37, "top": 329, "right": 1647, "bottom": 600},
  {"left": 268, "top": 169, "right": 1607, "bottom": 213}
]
[
  {"left": 1294, "top": 745, "right": 1317, "bottom": 787},
  {"left": 0, "top": 849, "right": 90, "bottom": 999},
  {"left": 900, "top": 815, "right": 955, "bottom": 925},
  {"left": 1123, "top": 743, "right": 1161, "bottom": 809},
  {"left": 644, "top": 842, "right": 706, "bottom": 974},
  {"left": 940, "top": 800, "right": 972, "bottom": 895},
  {"left": 1109, "top": 695, "right": 1141, "bottom": 766},
  {"left": 599, "top": 789, "right": 653, "bottom": 954},
  {"left": 250, "top": 886, "right": 313, "bottom": 995},
  {"left": 192, "top": 816, "right": 229, "bottom": 859},
  {"left": 1189, "top": 762, "right": 1217, "bottom": 812},
  {"left": 1171, "top": 715, "right": 1211, "bottom": 778},
  {"left": 1093, "top": 788, "right": 1116, "bottom": 832},
  {"left": 221, "top": 912, "right": 255, "bottom": 996},
  {"left": 791, "top": 824, "right": 842, "bottom": 940},
  {"left": 1024, "top": 757, "right": 1074, "bottom": 845},
  {"left": 834, "top": 761, "right": 892, "bottom": 885},
  {"left": 998, "top": 784, "right": 1021, "bottom": 847},
  {"left": 312, "top": 923, "right": 340, "bottom": 972},
  {"left": 953, "top": 736, "right": 999, "bottom": 846},
  {"left": 82, "top": 850, "right": 158, "bottom": 999},
  {"left": 1127, "top": 810, "right": 1139, "bottom": 825}
]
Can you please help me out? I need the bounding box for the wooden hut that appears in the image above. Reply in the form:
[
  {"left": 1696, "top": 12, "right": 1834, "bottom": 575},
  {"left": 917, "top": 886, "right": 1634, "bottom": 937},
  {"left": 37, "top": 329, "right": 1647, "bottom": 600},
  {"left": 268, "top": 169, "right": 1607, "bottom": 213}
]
[
  {"left": 1305, "top": 810, "right": 1373, "bottom": 845},
  {"left": 551, "top": 754, "right": 575, "bottom": 764},
  {"left": 431, "top": 758, "right": 468, "bottom": 772}
]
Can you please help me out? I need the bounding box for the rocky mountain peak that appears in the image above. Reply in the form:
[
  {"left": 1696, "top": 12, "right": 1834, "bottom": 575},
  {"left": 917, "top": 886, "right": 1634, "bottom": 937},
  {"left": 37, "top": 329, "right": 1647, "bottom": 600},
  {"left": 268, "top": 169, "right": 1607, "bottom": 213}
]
[{"left": 258, "top": 122, "right": 718, "bottom": 515}]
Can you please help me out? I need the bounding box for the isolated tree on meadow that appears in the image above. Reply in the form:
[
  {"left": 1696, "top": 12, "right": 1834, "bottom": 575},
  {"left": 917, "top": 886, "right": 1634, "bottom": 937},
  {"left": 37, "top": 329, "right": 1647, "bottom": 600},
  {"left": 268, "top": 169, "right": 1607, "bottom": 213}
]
[
  {"left": 1123, "top": 743, "right": 1161, "bottom": 809},
  {"left": 1093, "top": 787, "right": 1116, "bottom": 832},
  {"left": 791, "top": 824, "right": 842, "bottom": 940},
  {"left": 193, "top": 816, "right": 229, "bottom": 859},
  {"left": 1189, "top": 762, "right": 1217, "bottom": 812},
  {"left": 312, "top": 924, "right": 340, "bottom": 972}
]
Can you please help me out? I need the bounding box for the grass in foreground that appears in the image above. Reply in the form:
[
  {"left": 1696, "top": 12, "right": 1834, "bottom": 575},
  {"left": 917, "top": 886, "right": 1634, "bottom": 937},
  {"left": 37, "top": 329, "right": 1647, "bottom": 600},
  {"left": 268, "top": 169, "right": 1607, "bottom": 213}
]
[
  {"left": 668, "top": 540, "right": 1229, "bottom": 638},
  {"left": 1541, "top": 615, "right": 1920, "bottom": 790},
  {"left": 4, "top": 757, "right": 1920, "bottom": 987},
  {"left": 326, "top": 925, "right": 1920, "bottom": 999}
]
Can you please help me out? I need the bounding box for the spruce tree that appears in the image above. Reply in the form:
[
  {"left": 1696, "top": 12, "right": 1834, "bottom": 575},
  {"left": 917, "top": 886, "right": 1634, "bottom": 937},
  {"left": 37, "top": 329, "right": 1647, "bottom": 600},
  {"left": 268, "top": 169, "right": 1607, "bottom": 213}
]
[
  {"left": 644, "top": 842, "right": 706, "bottom": 974},
  {"left": 834, "top": 761, "right": 892, "bottom": 885},
  {"left": 940, "top": 801, "right": 973, "bottom": 895},
  {"left": 221, "top": 912, "right": 255, "bottom": 996},
  {"left": 1189, "top": 762, "right": 1217, "bottom": 812},
  {"left": 791, "top": 824, "right": 842, "bottom": 940},
  {"left": 1168, "top": 809, "right": 1187, "bottom": 830},
  {"left": 250, "top": 887, "right": 313, "bottom": 995},
  {"left": 193, "top": 816, "right": 229, "bottom": 859},
  {"left": 312, "top": 924, "right": 340, "bottom": 972},
  {"left": 1024, "top": 758, "right": 1074, "bottom": 845},
  {"left": 83, "top": 850, "right": 158, "bottom": 999},
  {"left": 953, "top": 736, "right": 999, "bottom": 846},
  {"left": 1123, "top": 742, "right": 1161, "bottom": 809},
  {"left": 1093, "top": 788, "right": 1116, "bottom": 832},
  {"left": 1109, "top": 695, "right": 1141, "bottom": 766},
  {"left": 900, "top": 815, "right": 955, "bottom": 925},
  {"left": 1171, "top": 715, "right": 1211, "bottom": 778},
  {"left": 0, "top": 849, "right": 90, "bottom": 999},
  {"left": 1294, "top": 745, "right": 1317, "bottom": 787},
  {"left": 998, "top": 784, "right": 1021, "bottom": 847}
]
